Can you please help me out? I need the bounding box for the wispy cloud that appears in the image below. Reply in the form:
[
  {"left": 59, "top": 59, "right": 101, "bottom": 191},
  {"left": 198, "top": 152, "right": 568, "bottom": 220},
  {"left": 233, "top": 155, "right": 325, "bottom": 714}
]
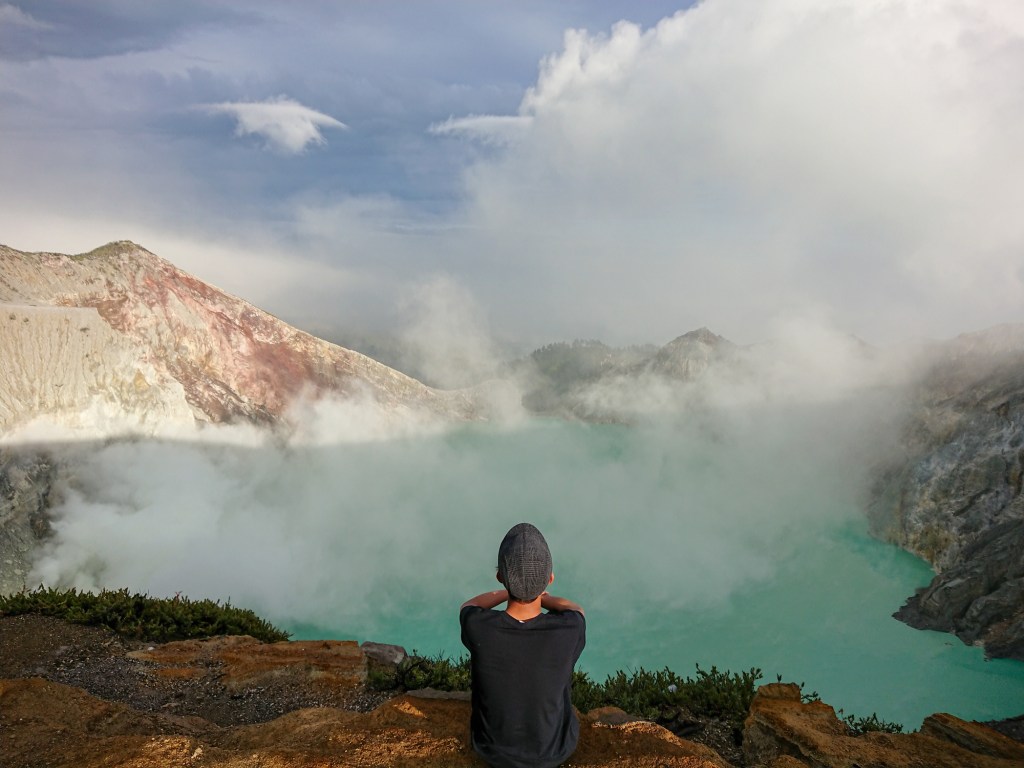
[
  {"left": 199, "top": 96, "right": 347, "bottom": 153},
  {"left": 0, "top": 4, "right": 51, "bottom": 29},
  {"left": 430, "top": 114, "right": 532, "bottom": 146}
]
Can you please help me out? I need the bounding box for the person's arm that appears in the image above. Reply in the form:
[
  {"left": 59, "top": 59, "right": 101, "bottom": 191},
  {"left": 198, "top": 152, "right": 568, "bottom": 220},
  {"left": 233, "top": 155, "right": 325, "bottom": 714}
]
[
  {"left": 460, "top": 588, "right": 509, "bottom": 610},
  {"left": 541, "top": 593, "right": 584, "bottom": 616}
]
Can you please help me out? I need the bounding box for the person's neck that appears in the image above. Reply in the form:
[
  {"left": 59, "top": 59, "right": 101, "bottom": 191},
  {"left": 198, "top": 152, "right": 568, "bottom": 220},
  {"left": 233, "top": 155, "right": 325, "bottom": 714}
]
[{"left": 505, "top": 597, "right": 542, "bottom": 622}]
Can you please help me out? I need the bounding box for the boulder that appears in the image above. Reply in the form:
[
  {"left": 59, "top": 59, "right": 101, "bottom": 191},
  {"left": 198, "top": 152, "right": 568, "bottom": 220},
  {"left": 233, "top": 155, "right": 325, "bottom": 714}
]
[{"left": 361, "top": 640, "right": 407, "bottom": 667}]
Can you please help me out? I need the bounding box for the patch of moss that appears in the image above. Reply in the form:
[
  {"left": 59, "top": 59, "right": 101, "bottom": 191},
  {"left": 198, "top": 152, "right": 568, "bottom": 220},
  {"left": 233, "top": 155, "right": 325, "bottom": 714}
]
[{"left": 916, "top": 523, "right": 955, "bottom": 563}]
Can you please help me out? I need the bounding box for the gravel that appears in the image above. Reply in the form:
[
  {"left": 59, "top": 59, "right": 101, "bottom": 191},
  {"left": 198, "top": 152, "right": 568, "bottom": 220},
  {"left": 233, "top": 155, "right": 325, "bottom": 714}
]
[{"left": 0, "top": 614, "right": 392, "bottom": 726}]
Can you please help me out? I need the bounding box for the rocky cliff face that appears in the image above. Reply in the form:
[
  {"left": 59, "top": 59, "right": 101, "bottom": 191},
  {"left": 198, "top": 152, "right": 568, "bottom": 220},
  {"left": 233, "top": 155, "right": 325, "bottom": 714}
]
[
  {"left": 868, "top": 324, "right": 1024, "bottom": 660},
  {"left": 0, "top": 302, "right": 195, "bottom": 433},
  {"left": 0, "top": 451, "right": 55, "bottom": 594},
  {"left": 0, "top": 241, "right": 477, "bottom": 433}
]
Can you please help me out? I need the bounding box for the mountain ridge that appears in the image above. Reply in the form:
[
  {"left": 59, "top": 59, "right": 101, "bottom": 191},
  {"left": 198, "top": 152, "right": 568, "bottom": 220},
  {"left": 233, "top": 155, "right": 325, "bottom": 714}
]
[{"left": 0, "top": 241, "right": 477, "bottom": 433}]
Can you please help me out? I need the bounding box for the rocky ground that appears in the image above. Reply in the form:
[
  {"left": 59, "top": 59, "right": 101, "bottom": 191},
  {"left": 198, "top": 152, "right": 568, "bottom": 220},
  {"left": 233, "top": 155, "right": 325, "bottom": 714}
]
[
  {"left": 0, "top": 614, "right": 389, "bottom": 725},
  {"left": 0, "top": 615, "right": 734, "bottom": 768},
  {"left": 2, "top": 615, "right": 1023, "bottom": 768}
]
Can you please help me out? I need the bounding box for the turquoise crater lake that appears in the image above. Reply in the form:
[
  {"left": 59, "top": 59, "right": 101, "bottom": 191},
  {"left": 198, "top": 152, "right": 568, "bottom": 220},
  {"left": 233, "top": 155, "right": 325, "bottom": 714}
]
[{"left": 285, "top": 418, "right": 1024, "bottom": 730}]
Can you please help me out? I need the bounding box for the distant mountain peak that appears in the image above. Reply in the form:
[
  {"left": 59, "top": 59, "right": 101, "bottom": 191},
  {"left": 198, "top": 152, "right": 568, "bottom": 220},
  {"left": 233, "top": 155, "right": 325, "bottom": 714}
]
[{"left": 667, "top": 327, "right": 731, "bottom": 347}]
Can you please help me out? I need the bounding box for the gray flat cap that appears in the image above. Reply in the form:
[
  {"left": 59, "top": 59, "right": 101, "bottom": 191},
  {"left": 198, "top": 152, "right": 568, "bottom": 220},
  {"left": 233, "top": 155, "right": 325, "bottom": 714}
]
[{"left": 498, "top": 523, "right": 552, "bottom": 601}]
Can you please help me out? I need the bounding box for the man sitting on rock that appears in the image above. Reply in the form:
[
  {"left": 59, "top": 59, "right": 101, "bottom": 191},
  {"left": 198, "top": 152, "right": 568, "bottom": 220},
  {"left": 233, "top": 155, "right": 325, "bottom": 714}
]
[{"left": 460, "top": 522, "right": 586, "bottom": 768}]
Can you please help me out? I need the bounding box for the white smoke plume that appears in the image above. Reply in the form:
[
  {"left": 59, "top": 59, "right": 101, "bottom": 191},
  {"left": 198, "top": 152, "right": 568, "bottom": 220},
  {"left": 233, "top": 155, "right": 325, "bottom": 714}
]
[{"left": 9, "top": 324, "right": 909, "bottom": 629}]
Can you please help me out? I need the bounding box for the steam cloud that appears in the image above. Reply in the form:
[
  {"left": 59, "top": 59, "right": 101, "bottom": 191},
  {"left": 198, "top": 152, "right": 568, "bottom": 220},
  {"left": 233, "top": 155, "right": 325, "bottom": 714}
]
[
  {"left": 429, "top": 0, "right": 1024, "bottom": 344},
  {"left": 12, "top": 332, "right": 909, "bottom": 650},
  {"left": 397, "top": 276, "right": 504, "bottom": 389}
]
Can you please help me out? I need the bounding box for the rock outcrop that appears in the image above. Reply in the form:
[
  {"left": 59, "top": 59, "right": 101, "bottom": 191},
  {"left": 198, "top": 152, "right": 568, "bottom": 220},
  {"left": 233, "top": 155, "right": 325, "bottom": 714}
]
[
  {"left": 743, "top": 683, "right": 1024, "bottom": 768},
  {"left": 868, "top": 324, "right": 1024, "bottom": 660},
  {"left": 0, "top": 451, "right": 56, "bottom": 595},
  {"left": 0, "top": 241, "right": 477, "bottom": 432}
]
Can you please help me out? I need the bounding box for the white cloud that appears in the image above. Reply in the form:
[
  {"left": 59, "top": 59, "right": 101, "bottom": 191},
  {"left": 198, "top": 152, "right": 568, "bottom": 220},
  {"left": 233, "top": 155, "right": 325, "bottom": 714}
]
[
  {"left": 440, "top": 0, "right": 1024, "bottom": 344},
  {"left": 4, "top": 0, "right": 1023, "bottom": 348},
  {"left": 0, "top": 4, "right": 51, "bottom": 30},
  {"left": 200, "top": 96, "right": 347, "bottom": 153}
]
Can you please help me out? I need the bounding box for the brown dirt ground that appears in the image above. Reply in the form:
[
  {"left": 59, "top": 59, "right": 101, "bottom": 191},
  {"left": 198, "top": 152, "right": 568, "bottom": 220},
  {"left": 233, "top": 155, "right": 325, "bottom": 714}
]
[
  {"left": 3, "top": 615, "right": 1021, "bottom": 768},
  {"left": 0, "top": 614, "right": 390, "bottom": 724},
  {"left": 0, "top": 615, "right": 734, "bottom": 768}
]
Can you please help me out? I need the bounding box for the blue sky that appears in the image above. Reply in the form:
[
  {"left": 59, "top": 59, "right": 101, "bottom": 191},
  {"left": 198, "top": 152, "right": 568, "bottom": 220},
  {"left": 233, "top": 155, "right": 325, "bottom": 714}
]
[{"left": 2, "top": 1, "right": 1023, "bottom": 349}]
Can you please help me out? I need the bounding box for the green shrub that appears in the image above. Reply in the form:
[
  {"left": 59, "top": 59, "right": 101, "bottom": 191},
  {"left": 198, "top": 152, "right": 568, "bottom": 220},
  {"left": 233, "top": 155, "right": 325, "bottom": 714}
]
[
  {"left": 369, "top": 651, "right": 471, "bottom": 692},
  {"left": 361, "top": 651, "right": 908, "bottom": 740},
  {"left": 571, "top": 664, "right": 762, "bottom": 729},
  {"left": 788, "top": 677, "right": 903, "bottom": 736},
  {"left": 0, "top": 586, "right": 290, "bottom": 643},
  {"left": 374, "top": 654, "right": 760, "bottom": 730},
  {"left": 842, "top": 711, "right": 904, "bottom": 735}
]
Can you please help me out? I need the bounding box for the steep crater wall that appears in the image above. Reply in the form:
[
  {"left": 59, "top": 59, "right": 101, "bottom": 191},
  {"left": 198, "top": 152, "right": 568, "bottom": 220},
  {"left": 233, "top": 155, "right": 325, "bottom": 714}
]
[
  {"left": 868, "top": 329, "right": 1024, "bottom": 660},
  {"left": 0, "top": 304, "right": 195, "bottom": 433},
  {"left": 0, "top": 450, "right": 58, "bottom": 595}
]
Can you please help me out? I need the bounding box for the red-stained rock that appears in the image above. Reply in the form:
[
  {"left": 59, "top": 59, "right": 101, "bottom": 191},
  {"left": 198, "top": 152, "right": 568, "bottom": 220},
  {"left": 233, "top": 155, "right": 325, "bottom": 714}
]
[{"left": 0, "top": 241, "right": 478, "bottom": 431}]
